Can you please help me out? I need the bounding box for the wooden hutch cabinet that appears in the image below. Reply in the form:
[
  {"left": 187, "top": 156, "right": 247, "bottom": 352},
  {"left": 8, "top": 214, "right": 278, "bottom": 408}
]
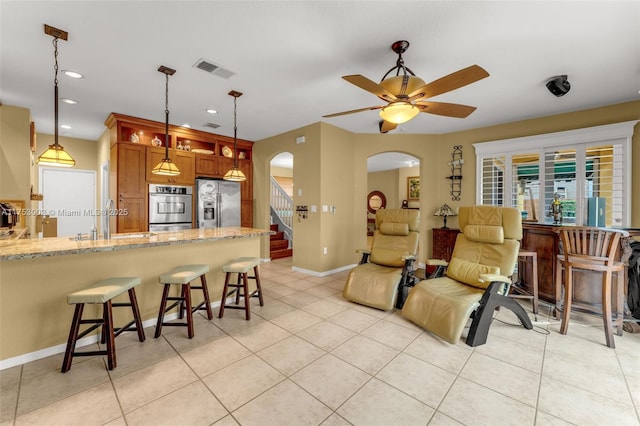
[
  {"left": 105, "top": 113, "right": 254, "bottom": 232},
  {"left": 432, "top": 228, "right": 460, "bottom": 262}
]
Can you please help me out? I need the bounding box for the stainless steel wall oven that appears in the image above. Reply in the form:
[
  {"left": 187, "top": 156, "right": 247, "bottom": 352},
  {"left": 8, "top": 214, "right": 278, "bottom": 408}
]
[{"left": 148, "top": 184, "right": 193, "bottom": 232}]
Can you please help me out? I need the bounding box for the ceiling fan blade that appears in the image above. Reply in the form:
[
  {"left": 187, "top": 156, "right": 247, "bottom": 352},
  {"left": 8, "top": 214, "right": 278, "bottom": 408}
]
[
  {"left": 379, "top": 120, "right": 398, "bottom": 133},
  {"left": 416, "top": 101, "right": 477, "bottom": 118},
  {"left": 407, "top": 65, "right": 489, "bottom": 99},
  {"left": 342, "top": 75, "right": 398, "bottom": 102},
  {"left": 323, "top": 105, "right": 383, "bottom": 118}
]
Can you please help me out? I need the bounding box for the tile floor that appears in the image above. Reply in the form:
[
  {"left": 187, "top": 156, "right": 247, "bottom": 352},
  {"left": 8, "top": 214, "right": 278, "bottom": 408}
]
[{"left": 1, "top": 258, "right": 639, "bottom": 426}]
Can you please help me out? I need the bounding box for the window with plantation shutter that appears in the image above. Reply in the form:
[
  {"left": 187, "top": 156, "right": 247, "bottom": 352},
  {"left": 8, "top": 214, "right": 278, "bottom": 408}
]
[{"left": 473, "top": 121, "right": 635, "bottom": 227}]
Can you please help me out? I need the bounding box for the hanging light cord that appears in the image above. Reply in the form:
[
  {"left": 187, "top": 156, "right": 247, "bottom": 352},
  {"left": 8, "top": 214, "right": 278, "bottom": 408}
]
[
  {"left": 52, "top": 37, "right": 59, "bottom": 145},
  {"left": 233, "top": 95, "right": 238, "bottom": 168},
  {"left": 164, "top": 72, "right": 170, "bottom": 159}
]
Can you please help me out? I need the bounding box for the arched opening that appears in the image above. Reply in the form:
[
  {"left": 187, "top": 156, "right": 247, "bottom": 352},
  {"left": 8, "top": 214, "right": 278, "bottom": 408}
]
[
  {"left": 269, "top": 152, "right": 293, "bottom": 259},
  {"left": 367, "top": 152, "right": 419, "bottom": 242}
]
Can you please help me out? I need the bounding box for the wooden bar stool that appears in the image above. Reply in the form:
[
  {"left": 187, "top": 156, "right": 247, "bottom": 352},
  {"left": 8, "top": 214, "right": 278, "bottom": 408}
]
[
  {"left": 62, "top": 277, "right": 145, "bottom": 373},
  {"left": 154, "top": 264, "right": 212, "bottom": 339},
  {"left": 510, "top": 250, "right": 539, "bottom": 316},
  {"left": 218, "top": 257, "right": 264, "bottom": 320}
]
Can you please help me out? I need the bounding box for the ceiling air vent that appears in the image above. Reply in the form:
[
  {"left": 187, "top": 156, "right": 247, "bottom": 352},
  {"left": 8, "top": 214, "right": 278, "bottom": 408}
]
[
  {"left": 203, "top": 122, "right": 220, "bottom": 129},
  {"left": 193, "top": 58, "right": 235, "bottom": 79}
]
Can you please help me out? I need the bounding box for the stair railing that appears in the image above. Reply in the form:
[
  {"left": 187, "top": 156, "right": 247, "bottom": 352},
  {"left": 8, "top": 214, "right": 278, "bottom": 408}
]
[{"left": 270, "top": 176, "right": 293, "bottom": 248}]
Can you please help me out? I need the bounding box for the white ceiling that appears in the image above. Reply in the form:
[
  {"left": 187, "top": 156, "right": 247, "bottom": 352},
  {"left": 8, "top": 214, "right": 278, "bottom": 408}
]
[{"left": 1, "top": 1, "right": 639, "bottom": 149}]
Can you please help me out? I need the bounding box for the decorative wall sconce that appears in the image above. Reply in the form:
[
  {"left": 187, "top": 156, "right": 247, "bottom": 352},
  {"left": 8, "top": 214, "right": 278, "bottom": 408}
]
[
  {"left": 446, "top": 145, "right": 463, "bottom": 201},
  {"left": 296, "top": 205, "right": 308, "bottom": 219}
]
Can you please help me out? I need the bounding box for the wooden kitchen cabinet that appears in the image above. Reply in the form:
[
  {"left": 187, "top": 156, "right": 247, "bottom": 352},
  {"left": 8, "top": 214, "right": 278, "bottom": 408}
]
[
  {"left": 432, "top": 228, "right": 460, "bottom": 262},
  {"left": 106, "top": 112, "right": 254, "bottom": 228},
  {"left": 145, "top": 147, "right": 195, "bottom": 186},
  {"left": 110, "top": 143, "right": 147, "bottom": 233}
]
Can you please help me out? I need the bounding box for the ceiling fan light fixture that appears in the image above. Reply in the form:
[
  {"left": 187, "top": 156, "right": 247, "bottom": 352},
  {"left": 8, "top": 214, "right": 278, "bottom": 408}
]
[{"left": 379, "top": 102, "right": 419, "bottom": 124}]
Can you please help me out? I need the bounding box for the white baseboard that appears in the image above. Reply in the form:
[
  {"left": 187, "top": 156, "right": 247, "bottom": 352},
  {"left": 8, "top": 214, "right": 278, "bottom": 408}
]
[
  {"left": 0, "top": 299, "right": 227, "bottom": 371},
  {"left": 292, "top": 264, "right": 356, "bottom": 277}
]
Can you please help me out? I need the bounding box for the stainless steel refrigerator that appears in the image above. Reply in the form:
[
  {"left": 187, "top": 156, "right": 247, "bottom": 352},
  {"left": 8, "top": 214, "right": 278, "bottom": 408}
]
[{"left": 196, "top": 178, "right": 241, "bottom": 228}]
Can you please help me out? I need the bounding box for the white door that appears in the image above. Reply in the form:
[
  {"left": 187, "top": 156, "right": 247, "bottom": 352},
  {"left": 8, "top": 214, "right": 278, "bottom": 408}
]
[{"left": 40, "top": 167, "right": 96, "bottom": 237}]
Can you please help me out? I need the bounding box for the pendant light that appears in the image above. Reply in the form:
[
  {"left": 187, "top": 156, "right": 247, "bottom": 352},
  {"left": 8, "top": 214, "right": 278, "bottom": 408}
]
[
  {"left": 37, "top": 25, "right": 76, "bottom": 167},
  {"left": 223, "top": 90, "right": 246, "bottom": 182},
  {"left": 151, "top": 65, "right": 180, "bottom": 176}
]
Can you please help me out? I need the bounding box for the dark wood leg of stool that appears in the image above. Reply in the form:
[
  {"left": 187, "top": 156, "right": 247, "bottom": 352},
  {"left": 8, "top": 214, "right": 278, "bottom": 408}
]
[
  {"left": 234, "top": 273, "right": 241, "bottom": 305},
  {"left": 254, "top": 266, "right": 264, "bottom": 306},
  {"left": 242, "top": 273, "right": 251, "bottom": 320},
  {"left": 178, "top": 285, "right": 186, "bottom": 319},
  {"left": 128, "top": 288, "right": 146, "bottom": 342},
  {"left": 183, "top": 284, "right": 194, "bottom": 339},
  {"left": 155, "top": 284, "right": 170, "bottom": 338},
  {"left": 200, "top": 275, "right": 214, "bottom": 320},
  {"left": 103, "top": 301, "right": 116, "bottom": 370},
  {"left": 61, "top": 303, "right": 84, "bottom": 373},
  {"left": 218, "top": 273, "right": 231, "bottom": 318}
]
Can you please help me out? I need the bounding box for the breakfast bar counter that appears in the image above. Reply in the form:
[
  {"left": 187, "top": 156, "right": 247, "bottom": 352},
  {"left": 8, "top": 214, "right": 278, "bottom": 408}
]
[{"left": 0, "top": 227, "right": 270, "bottom": 366}]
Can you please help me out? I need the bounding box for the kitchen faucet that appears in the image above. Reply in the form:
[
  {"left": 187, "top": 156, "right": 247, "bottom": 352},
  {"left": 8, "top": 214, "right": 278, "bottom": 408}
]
[{"left": 104, "top": 199, "right": 115, "bottom": 239}]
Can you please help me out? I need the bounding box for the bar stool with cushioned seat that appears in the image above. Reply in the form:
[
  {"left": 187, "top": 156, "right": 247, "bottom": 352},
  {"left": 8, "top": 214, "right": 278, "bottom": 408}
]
[
  {"left": 155, "top": 264, "right": 213, "bottom": 339},
  {"left": 62, "top": 276, "right": 145, "bottom": 373},
  {"left": 218, "top": 257, "right": 264, "bottom": 320}
]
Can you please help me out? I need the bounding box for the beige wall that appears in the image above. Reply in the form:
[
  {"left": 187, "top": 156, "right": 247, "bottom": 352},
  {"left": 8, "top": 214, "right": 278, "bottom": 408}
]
[
  {"left": 255, "top": 101, "right": 639, "bottom": 272},
  {"left": 271, "top": 165, "right": 292, "bottom": 178},
  {"left": 0, "top": 106, "right": 32, "bottom": 202},
  {"left": 367, "top": 170, "right": 398, "bottom": 211}
]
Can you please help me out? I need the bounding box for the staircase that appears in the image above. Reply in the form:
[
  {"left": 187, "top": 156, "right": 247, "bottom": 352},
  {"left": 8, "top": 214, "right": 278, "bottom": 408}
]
[{"left": 270, "top": 223, "right": 292, "bottom": 259}]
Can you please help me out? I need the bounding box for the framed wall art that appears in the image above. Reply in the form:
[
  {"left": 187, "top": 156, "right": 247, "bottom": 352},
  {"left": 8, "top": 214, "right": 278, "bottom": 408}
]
[{"left": 407, "top": 176, "right": 420, "bottom": 200}]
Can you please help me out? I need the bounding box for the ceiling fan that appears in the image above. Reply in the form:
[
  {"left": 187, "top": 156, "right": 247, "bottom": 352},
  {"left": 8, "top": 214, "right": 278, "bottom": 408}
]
[{"left": 323, "top": 40, "right": 489, "bottom": 133}]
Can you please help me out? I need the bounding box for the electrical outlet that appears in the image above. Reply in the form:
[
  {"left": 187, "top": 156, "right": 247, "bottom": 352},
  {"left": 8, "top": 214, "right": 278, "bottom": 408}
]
[{"left": 323, "top": 247, "right": 328, "bottom": 255}]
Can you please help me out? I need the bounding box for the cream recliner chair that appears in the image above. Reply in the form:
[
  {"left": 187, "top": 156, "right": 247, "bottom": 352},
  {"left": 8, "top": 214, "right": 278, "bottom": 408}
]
[
  {"left": 402, "top": 206, "right": 533, "bottom": 346},
  {"left": 343, "top": 209, "right": 419, "bottom": 311}
]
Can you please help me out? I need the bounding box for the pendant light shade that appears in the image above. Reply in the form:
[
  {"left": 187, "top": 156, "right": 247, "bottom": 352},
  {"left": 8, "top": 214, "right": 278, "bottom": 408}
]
[
  {"left": 151, "top": 65, "right": 180, "bottom": 176},
  {"left": 37, "top": 25, "right": 76, "bottom": 167},
  {"left": 223, "top": 90, "right": 246, "bottom": 182}
]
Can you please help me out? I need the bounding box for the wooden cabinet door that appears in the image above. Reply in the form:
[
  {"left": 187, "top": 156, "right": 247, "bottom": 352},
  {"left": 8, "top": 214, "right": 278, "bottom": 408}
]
[
  {"left": 241, "top": 199, "right": 253, "bottom": 227},
  {"left": 116, "top": 198, "right": 147, "bottom": 233},
  {"left": 146, "top": 147, "right": 194, "bottom": 185},
  {"left": 195, "top": 154, "right": 219, "bottom": 177},
  {"left": 432, "top": 228, "right": 460, "bottom": 262},
  {"left": 173, "top": 151, "right": 195, "bottom": 185},
  {"left": 239, "top": 160, "right": 253, "bottom": 200},
  {"left": 117, "top": 143, "right": 146, "bottom": 198}
]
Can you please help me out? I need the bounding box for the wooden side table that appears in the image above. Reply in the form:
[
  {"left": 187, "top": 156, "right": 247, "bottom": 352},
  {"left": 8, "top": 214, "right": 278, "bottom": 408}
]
[{"left": 432, "top": 228, "right": 460, "bottom": 262}]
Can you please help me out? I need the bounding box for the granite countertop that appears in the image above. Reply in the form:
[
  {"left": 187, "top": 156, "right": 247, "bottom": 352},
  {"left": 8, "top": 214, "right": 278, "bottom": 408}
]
[{"left": 0, "top": 227, "right": 271, "bottom": 261}]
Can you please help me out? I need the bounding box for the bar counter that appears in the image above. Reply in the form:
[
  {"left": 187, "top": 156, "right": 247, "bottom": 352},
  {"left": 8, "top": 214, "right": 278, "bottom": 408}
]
[{"left": 0, "top": 227, "right": 270, "bottom": 367}]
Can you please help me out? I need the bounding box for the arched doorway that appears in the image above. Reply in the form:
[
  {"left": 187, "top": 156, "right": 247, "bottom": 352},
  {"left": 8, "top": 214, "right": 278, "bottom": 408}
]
[
  {"left": 366, "top": 152, "right": 419, "bottom": 241},
  {"left": 269, "top": 152, "right": 293, "bottom": 259}
]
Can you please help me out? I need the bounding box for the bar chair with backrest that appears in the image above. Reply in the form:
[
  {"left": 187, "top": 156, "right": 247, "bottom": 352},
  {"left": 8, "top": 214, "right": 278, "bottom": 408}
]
[{"left": 555, "top": 226, "right": 629, "bottom": 348}]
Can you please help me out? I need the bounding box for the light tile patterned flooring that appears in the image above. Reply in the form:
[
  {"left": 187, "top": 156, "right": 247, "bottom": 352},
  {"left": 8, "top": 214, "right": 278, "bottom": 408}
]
[{"left": 1, "top": 258, "right": 639, "bottom": 425}]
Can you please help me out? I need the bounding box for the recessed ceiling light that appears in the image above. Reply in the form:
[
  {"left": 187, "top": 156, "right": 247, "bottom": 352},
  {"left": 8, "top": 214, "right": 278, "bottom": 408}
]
[
  {"left": 62, "top": 70, "right": 83, "bottom": 79},
  {"left": 181, "top": 123, "right": 192, "bottom": 128},
  {"left": 61, "top": 98, "right": 78, "bottom": 104},
  {"left": 205, "top": 109, "right": 218, "bottom": 114},
  {"left": 60, "top": 124, "right": 71, "bottom": 129}
]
